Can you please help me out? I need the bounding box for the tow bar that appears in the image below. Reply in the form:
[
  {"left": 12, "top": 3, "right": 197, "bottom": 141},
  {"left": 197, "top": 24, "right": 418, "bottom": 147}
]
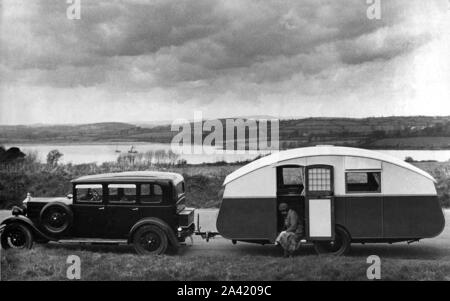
[
  {"left": 194, "top": 213, "right": 219, "bottom": 242},
  {"left": 407, "top": 239, "right": 420, "bottom": 244}
]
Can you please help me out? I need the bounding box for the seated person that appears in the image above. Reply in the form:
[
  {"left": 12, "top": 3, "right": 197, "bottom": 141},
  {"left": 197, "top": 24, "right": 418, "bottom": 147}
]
[
  {"left": 79, "top": 188, "right": 93, "bottom": 201},
  {"left": 117, "top": 189, "right": 130, "bottom": 203},
  {"left": 275, "top": 202, "right": 304, "bottom": 257},
  {"left": 79, "top": 188, "right": 101, "bottom": 202}
]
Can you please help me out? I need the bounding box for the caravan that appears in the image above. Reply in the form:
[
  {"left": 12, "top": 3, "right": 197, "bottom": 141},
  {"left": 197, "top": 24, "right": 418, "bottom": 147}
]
[{"left": 217, "top": 146, "right": 445, "bottom": 255}]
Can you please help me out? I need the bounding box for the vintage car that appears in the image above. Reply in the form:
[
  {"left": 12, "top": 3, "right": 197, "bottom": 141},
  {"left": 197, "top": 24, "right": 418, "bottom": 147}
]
[{"left": 0, "top": 171, "right": 195, "bottom": 255}]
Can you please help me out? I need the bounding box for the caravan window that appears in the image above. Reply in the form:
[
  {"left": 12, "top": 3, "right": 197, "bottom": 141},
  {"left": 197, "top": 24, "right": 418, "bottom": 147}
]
[
  {"left": 346, "top": 172, "right": 381, "bottom": 193},
  {"left": 277, "top": 166, "right": 304, "bottom": 195},
  {"left": 281, "top": 167, "right": 303, "bottom": 186},
  {"left": 307, "top": 168, "right": 332, "bottom": 192}
]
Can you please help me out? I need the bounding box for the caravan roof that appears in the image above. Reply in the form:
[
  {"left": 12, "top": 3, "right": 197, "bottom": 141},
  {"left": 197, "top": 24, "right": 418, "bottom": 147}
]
[{"left": 223, "top": 146, "right": 435, "bottom": 185}]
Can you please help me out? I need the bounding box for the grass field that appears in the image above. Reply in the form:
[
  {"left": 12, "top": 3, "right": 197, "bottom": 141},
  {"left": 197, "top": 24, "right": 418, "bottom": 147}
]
[
  {"left": 369, "top": 137, "right": 450, "bottom": 149},
  {"left": 2, "top": 244, "right": 450, "bottom": 281},
  {"left": 2, "top": 210, "right": 450, "bottom": 281}
]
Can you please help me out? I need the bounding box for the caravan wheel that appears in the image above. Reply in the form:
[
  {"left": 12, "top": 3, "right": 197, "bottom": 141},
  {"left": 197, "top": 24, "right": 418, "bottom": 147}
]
[{"left": 313, "top": 226, "right": 351, "bottom": 256}]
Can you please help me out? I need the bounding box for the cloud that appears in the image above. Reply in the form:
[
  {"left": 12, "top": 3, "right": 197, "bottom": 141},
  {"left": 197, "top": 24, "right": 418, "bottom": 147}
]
[{"left": 0, "top": 0, "right": 448, "bottom": 124}]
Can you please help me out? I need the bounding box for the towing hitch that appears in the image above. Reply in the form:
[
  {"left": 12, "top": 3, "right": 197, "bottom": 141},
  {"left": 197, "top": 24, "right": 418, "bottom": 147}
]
[
  {"left": 194, "top": 213, "right": 219, "bottom": 242},
  {"left": 407, "top": 239, "right": 420, "bottom": 244}
]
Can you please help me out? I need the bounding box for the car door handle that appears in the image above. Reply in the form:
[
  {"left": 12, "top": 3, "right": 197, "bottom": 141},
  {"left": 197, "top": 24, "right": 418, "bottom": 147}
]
[
  {"left": 131, "top": 207, "right": 139, "bottom": 211},
  {"left": 98, "top": 207, "right": 105, "bottom": 210}
]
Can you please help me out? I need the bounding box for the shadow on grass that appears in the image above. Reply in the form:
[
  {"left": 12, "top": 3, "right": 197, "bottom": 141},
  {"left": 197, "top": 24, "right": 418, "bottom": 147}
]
[
  {"left": 348, "top": 243, "right": 449, "bottom": 260},
  {"left": 43, "top": 242, "right": 135, "bottom": 254},
  {"left": 35, "top": 238, "right": 450, "bottom": 261}
]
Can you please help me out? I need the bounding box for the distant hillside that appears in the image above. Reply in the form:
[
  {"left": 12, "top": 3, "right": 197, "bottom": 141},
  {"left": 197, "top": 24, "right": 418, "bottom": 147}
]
[
  {"left": 1, "top": 116, "right": 450, "bottom": 149},
  {"left": 0, "top": 122, "right": 138, "bottom": 143},
  {"left": 278, "top": 116, "right": 450, "bottom": 149}
]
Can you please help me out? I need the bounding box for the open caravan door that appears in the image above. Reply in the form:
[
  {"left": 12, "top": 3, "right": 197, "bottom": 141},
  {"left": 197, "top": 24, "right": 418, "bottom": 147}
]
[{"left": 305, "top": 165, "right": 334, "bottom": 241}]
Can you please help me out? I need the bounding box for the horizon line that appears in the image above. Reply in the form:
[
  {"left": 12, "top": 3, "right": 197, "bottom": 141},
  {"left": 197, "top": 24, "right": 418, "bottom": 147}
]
[{"left": 1, "top": 114, "right": 450, "bottom": 127}]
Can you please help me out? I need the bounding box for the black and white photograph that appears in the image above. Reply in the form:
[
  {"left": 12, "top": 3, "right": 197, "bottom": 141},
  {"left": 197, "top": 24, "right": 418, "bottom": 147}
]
[{"left": 0, "top": 0, "right": 449, "bottom": 286}]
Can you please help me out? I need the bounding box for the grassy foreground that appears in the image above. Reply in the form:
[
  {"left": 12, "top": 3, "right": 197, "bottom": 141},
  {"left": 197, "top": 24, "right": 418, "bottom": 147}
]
[{"left": 2, "top": 246, "right": 450, "bottom": 281}]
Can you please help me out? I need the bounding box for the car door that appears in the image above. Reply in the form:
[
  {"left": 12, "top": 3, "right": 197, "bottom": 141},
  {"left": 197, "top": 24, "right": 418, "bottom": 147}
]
[
  {"left": 138, "top": 182, "right": 174, "bottom": 227},
  {"left": 71, "top": 183, "right": 107, "bottom": 238},
  {"left": 105, "top": 183, "right": 140, "bottom": 238}
]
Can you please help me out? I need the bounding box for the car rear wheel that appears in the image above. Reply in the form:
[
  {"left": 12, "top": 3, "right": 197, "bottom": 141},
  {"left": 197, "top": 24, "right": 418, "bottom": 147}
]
[
  {"left": 313, "top": 226, "right": 351, "bottom": 256},
  {"left": 40, "top": 202, "right": 73, "bottom": 235},
  {"left": 1, "top": 223, "right": 34, "bottom": 250},
  {"left": 132, "top": 225, "right": 168, "bottom": 255}
]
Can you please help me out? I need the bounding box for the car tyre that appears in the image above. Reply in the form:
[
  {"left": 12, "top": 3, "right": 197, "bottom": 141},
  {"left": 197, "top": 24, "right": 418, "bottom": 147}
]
[
  {"left": 1, "top": 223, "right": 34, "bottom": 250},
  {"left": 313, "top": 226, "right": 351, "bottom": 256},
  {"left": 132, "top": 225, "right": 168, "bottom": 255},
  {"left": 39, "top": 202, "right": 73, "bottom": 235}
]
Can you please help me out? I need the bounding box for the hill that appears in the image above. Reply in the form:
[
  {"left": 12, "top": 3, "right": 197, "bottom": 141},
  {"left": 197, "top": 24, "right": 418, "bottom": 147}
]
[{"left": 1, "top": 116, "right": 450, "bottom": 149}]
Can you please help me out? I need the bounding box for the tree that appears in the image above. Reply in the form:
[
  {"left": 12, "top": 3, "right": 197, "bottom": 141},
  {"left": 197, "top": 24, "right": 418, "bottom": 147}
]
[
  {"left": 47, "top": 149, "right": 63, "bottom": 167},
  {"left": 404, "top": 156, "right": 415, "bottom": 163},
  {"left": 0, "top": 146, "right": 25, "bottom": 163}
]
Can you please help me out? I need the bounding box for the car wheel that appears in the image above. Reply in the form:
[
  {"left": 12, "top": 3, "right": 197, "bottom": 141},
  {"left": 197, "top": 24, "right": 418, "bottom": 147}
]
[
  {"left": 313, "top": 226, "right": 351, "bottom": 256},
  {"left": 1, "top": 223, "right": 34, "bottom": 250},
  {"left": 132, "top": 225, "right": 168, "bottom": 255},
  {"left": 39, "top": 202, "right": 73, "bottom": 235}
]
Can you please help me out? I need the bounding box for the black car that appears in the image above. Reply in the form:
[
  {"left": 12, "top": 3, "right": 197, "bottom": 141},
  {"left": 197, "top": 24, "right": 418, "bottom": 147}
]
[{"left": 0, "top": 171, "right": 195, "bottom": 255}]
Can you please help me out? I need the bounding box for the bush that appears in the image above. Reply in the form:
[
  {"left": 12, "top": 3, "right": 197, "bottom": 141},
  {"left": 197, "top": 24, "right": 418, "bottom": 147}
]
[
  {"left": 436, "top": 178, "right": 450, "bottom": 207},
  {"left": 0, "top": 160, "right": 229, "bottom": 209}
]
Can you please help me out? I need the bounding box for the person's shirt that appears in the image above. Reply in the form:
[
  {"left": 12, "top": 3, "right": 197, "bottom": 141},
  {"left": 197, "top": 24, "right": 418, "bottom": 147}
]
[{"left": 284, "top": 209, "right": 303, "bottom": 235}]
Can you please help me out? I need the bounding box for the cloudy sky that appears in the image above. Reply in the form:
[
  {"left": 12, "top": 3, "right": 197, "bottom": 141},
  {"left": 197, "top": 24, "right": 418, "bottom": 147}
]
[{"left": 0, "top": 0, "right": 449, "bottom": 125}]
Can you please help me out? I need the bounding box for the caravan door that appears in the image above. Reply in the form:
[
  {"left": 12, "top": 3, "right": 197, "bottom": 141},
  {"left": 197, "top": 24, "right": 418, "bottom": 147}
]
[{"left": 305, "top": 165, "right": 334, "bottom": 241}]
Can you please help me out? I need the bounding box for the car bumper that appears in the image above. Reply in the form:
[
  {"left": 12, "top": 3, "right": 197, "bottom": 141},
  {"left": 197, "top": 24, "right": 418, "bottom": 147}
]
[{"left": 177, "top": 223, "right": 195, "bottom": 241}]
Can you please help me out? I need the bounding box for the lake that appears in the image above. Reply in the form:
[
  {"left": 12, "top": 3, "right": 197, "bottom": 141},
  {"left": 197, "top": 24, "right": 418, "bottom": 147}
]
[{"left": 5, "top": 142, "right": 450, "bottom": 164}]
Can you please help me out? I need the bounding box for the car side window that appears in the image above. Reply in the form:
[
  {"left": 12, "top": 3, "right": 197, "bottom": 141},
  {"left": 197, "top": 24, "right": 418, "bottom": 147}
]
[
  {"left": 108, "top": 184, "right": 137, "bottom": 203},
  {"left": 75, "top": 184, "right": 103, "bottom": 203},
  {"left": 176, "top": 181, "right": 185, "bottom": 198},
  {"left": 140, "top": 184, "right": 163, "bottom": 203}
]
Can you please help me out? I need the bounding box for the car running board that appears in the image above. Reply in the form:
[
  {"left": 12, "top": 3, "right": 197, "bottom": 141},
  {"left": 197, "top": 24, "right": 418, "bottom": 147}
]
[{"left": 58, "top": 238, "right": 128, "bottom": 245}]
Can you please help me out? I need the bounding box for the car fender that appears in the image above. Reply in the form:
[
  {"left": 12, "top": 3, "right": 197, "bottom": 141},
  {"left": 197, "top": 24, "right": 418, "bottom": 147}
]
[
  {"left": 1, "top": 215, "right": 56, "bottom": 242},
  {"left": 128, "top": 217, "right": 180, "bottom": 249}
]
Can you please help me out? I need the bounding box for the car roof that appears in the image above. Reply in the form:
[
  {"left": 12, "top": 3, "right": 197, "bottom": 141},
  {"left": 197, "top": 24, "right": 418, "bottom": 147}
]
[{"left": 72, "top": 171, "right": 184, "bottom": 184}]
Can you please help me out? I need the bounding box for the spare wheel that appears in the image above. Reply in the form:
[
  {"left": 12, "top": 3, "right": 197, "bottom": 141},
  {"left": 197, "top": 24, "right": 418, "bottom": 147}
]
[{"left": 39, "top": 202, "right": 73, "bottom": 235}]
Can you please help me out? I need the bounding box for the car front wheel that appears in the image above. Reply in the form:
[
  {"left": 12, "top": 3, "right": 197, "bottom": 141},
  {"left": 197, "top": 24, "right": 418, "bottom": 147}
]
[
  {"left": 132, "top": 225, "right": 168, "bottom": 255},
  {"left": 1, "top": 223, "right": 34, "bottom": 250}
]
